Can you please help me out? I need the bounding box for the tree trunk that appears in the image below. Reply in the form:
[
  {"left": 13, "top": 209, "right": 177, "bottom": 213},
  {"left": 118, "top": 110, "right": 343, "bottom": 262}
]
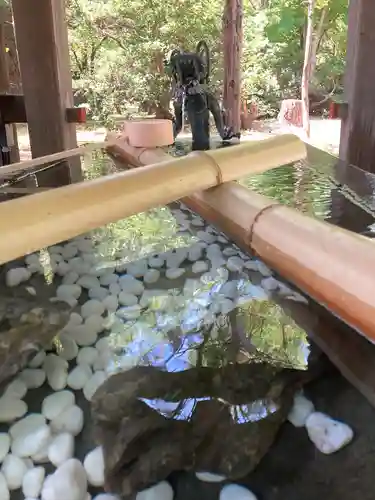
[
  {"left": 309, "top": 6, "right": 327, "bottom": 86},
  {"left": 222, "top": 0, "right": 243, "bottom": 135},
  {"left": 301, "top": 0, "right": 315, "bottom": 138}
]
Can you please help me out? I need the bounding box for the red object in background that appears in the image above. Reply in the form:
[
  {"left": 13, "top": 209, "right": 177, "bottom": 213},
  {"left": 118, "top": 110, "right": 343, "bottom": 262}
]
[
  {"left": 329, "top": 102, "right": 339, "bottom": 119},
  {"left": 75, "top": 107, "right": 87, "bottom": 123}
]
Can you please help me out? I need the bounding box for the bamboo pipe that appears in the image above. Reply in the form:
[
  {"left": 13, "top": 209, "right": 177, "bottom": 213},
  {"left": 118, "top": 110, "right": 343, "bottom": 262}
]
[
  {"left": 108, "top": 125, "right": 375, "bottom": 341},
  {"left": 0, "top": 133, "right": 306, "bottom": 264},
  {"left": 184, "top": 185, "right": 375, "bottom": 341}
]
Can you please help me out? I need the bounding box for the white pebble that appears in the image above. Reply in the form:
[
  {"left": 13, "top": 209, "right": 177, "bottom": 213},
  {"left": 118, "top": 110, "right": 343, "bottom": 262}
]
[
  {"left": 77, "top": 347, "right": 99, "bottom": 366},
  {"left": 19, "top": 368, "right": 46, "bottom": 389},
  {"left": 165, "top": 268, "right": 185, "bottom": 279},
  {"left": 42, "top": 391, "right": 75, "bottom": 420},
  {"left": 188, "top": 246, "right": 203, "bottom": 262},
  {"left": 43, "top": 355, "right": 69, "bottom": 391},
  {"left": 41, "top": 458, "right": 87, "bottom": 500},
  {"left": 50, "top": 405, "right": 84, "bottom": 437},
  {"left": 220, "top": 298, "right": 235, "bottom": 314},
  {"left": 84, "top": 315, "right": 105, "bottom": 334},
  {"left": 48, "top": 433, "right": 74, "bottom": 467},
  {"left": 10, "top": 414, "right": 46, "bottom": 440},
  {"left": 117, "top": 304, "right": 141, "bottom": 320},
  {"left": 197, "top": 230, "right": 216, "bottom": 244},
  {"left": 287, "top": 392, "right": 315, "bottom": 427},
  {"left": 6, "top": 267, "right": 31, "bottom": 287},
  {"left": 44, "top": 353, "right": 68, "bottom": 373},
  {"left": 195, "top": 472, "right": 226, "bottom": 482},
  {"left": 22, "top": 467, "right": 45, "bottom": 498},
  {"left": 226, "top": 256, "right": 244, "bottom": 272},
  {"left": 109, "top": 282, "right": 121, "bottom": 295},
  {"left": 222, "top": 247, "right": 237, "bottom": 257},
  {"left": 67, "top": 365, "right": 92, "bottom": 390},
  {"left": 192, "top": 260, "right": 209, "bottom": 274},
  {"left": 118, "top": 292, "right": 138, "bottom": 306},
  {"left": 62, "top": 271, "right": 80, "bottom": 285},
  {"left": 305, "top": 412, "right": 354, "bottom": 454},
  {"left": 261, "top": 276, "right": 280, "bottom": 291},
  {"left": 0, "top": 472, "right": 9, "bottom": 500},
  {"left": 95, "top": 338, "right": 110, "bottom": 352},
  {"left": 81, "top": 300, "right": 105, "bottom": 319},
  {"left": 88, "top": 287, "right": 109, "bottom": 301},
  {"left": 31, "top": 441, "right": 50, "bottom": 464},
  {"left": 68, "top": 312, "right": 83, "bottom": 326},
  {"left": 57, "top": 334, "right": 79, "bottom": 361},
  {"left": 102, "top": 294, "right": 119, "bottom": 312},
  {"left": 2, "top": 454, "right": 28, "bottom": 489},
  {"left": 99, "top": 273, "right": 118, "bottom": 286},
  {"left": 119, "top": 275, "right": 144, "bottom": 295},
  {"left": 93, "top": 495, "right": 120, "bottom": 500},
  {"left": 56, "top": 284, "right": 82, "bottom": 301},
  {"left": 143, "top": 269, "right": 160, "bottom": 284},
  {"left": 83, "top": 446, "right": 104, "bottom": 487},
  {"left": 0, "top": 398, "right": 27, "bottom": 423},
  {"left": 67, "top": 324, "right": 98, "bottom": 347},
  {"left": 220, "top": 484, "right": 258, "bottom": 500},
  {"left": 3, "top": 379, "right": 27, "bottom": 399},
  {"left": 77, "top": 275, "right": 101, "bottom": 290},
  {"left": 191, "top": 217, "right": 204, "bottom": 227},
  {"left": 148, "top": 256, "right": 164, "bottom": 268},
  {"left": 0, "top": 434, "right": 10, "bottom": 462},
  {"left": 11, "top": 424, "right": 51, "bottom": 458},
  {"left": 136, "top": 481, "right": 174, "bottom": 500},
  {"left": 83, "top": 371, "right": 107, "bottom": 401},
  {"left": 127, "top": 260, "right": 148, "bottom": 278},
  {"left": 28, "top": 350, "right": 46, "bottom": 368},
  {"left": 256, "top": 261, "right": 272, "bottom": 277},
  {"left": 62, "top": 244, "right": 78, "bottom": 259}
]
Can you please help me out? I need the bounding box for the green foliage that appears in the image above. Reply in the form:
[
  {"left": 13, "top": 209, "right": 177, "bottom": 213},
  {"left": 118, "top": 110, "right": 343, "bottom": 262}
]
[{"left": 66, "top": 0, "right": 347, "bottom": 122}]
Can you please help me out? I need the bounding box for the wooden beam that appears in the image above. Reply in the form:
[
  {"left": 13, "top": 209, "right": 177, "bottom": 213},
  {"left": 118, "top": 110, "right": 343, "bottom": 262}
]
[
  {"left": 339, "top": 0, "right": 375, "bottom": 173},
  {"left": 280, "top": 298, "right": 375, "bottom": 409},
  {"left": 0, "top": 94, "right": 88, "bottom": 124},
  {"left": 222, "top": 0, "right": 243, "bottom": 135},
  {"left": 12, "top": 0, "right": 82, "bottom": 187}
]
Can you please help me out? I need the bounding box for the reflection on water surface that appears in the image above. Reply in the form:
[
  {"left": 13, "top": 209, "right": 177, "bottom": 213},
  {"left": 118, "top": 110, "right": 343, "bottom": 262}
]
[{"left": 4, "top": 144, "right": 360, "bottom": 498}]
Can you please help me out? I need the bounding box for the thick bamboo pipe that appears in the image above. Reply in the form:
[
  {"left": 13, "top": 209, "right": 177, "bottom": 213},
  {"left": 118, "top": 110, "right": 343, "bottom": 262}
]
[
  {"left": 108, "top": 128, "right": 375, "bottom": 342},
  {"left": 0, "top": 133, "right": 305, "bottom": 264}
]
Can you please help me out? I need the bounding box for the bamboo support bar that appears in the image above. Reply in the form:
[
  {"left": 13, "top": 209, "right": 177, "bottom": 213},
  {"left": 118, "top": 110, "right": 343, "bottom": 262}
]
[
  {"left": 0, "top": 141, "right": 112, "bottom": 177},
  {"left": 0, "top": 134, "right": 306, "bottom": 264}
]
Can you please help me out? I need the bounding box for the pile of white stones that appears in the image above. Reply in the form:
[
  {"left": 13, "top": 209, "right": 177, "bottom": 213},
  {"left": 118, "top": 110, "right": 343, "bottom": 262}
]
[
  {"left": 0, "top": 205, "right": 309, "bottom": 500},
  {"left": 287, "top": 391, "right": 354, "bottom": 454}
]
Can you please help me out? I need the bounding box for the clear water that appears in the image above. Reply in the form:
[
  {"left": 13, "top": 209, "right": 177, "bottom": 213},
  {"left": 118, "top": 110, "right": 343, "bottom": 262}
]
[{"left": 4, "top": 142, "right": 374, "bottom": 498}]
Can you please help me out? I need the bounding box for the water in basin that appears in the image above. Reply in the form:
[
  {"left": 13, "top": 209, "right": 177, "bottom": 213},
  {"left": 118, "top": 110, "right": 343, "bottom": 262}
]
[{"left": 1, "top": 144, "right": 366, "bottom": 500}]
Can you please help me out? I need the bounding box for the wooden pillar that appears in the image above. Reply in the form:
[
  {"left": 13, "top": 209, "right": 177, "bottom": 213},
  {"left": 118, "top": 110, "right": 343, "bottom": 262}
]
[
  {"left": 12, "top": 0, "right": 82, "bottom": 186},
  {"left": 339, "top": 0, "right": 375, "bottom": 173},
  {"left": 222, "top": 0, "right": 243, "bottom": 135}
]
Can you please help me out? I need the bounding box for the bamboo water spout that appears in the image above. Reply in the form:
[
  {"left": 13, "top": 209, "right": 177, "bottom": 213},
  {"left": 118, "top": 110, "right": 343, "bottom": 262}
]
[
  {"left": 0, "top": 127, "right": 306, "bottom": 265},
  {"left": 109, "top": 120, "right": 375, "bottom": 342}
]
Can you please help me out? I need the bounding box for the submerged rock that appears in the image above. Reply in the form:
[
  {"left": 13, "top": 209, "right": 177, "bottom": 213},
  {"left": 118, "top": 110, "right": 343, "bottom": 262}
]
[
  {"left": 0, "top": 288, "right": 70, "bottom": 388},
  {"left": 91, "top": 362, "right": 320, "bottom": 497}
]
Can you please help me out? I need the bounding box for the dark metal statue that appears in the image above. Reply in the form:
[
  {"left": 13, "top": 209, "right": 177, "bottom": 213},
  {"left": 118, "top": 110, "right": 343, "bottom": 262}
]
[{"left": 165, "top": 41, "right": 240, "bottom": 150}]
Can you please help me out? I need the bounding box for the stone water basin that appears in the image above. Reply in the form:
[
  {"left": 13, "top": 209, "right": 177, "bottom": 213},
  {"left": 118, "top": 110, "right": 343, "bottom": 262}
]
[{"left": 0, "top": 199, "right": 318, "bottom": 500}]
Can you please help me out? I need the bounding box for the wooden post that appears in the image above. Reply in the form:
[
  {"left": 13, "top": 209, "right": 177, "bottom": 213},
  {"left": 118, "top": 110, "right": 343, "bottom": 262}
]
[
  {"left": 339, "top": 0, "right": 375, "bottom": 173},
  {"left": 12, "top": 0, "right": 82, "bottom": 186},
  {"left": 222, "top": 0, "right": 243, "bottom": 135}
]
